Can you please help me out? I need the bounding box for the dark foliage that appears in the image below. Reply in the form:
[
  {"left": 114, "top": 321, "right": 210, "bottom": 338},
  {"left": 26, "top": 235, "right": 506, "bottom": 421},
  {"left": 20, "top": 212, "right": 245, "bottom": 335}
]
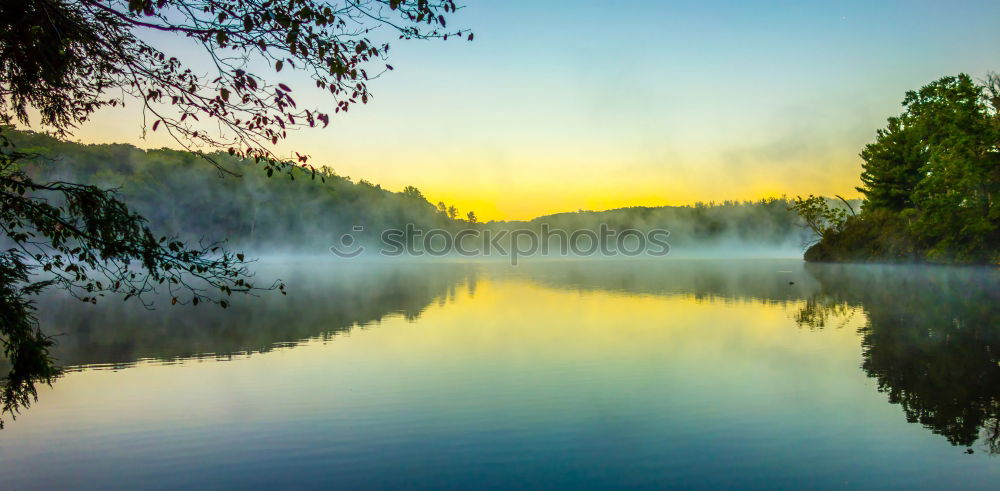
[
  {"left": 803, "top": 210, "right": 916, "bottom": 263},
  {"left": 805, "top": 73, "right": 1000, "bottom": 264}
]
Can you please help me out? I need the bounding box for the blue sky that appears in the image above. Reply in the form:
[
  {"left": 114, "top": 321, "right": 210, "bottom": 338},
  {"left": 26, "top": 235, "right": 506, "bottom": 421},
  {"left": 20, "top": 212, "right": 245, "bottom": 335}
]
[{"left": 75, "top": 0, "right": 1000, "bottom": 219}]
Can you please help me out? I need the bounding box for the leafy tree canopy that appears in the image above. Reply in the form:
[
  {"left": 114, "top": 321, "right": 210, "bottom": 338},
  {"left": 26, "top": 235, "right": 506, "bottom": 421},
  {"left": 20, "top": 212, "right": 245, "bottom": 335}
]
[
  {"left": 807, "top": 73, "right": 1000, "bottom": 264},
  {"left": 1, "top": 0, "right": 468, "bottom": 168}
]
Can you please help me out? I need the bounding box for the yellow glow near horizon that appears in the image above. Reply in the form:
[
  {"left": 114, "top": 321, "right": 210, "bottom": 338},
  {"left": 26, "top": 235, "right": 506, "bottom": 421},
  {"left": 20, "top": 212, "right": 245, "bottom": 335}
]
[
  {"left": 63, "top": 101, "right": 867, "bottom": 221},
  {"left": 32, "top": 1, "right": 1000, "bottom": 221}
]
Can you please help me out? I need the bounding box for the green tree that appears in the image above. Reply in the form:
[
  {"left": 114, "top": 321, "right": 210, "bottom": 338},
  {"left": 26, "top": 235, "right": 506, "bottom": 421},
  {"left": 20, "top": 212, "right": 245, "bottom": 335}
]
[
  {"left": 811, "top": 73, "right": 1000, "bottom": 264},
  {"left": 857, "top": 116, "right": 927, "bottom": 211},
  {"left": 401, "top": 185, "right": 427, "bottom": 201},
  {"left": 790, "top": 195, "right": 849, "bottom": 243},
  {"left": 907, "top": 75, "right": 1000, "bottom": 260}
]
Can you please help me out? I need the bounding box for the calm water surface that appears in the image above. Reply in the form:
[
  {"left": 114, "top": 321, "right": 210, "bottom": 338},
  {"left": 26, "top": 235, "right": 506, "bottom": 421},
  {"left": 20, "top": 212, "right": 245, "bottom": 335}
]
[{"left": 1, "top": 259, "right": 999, "bottom": 489}]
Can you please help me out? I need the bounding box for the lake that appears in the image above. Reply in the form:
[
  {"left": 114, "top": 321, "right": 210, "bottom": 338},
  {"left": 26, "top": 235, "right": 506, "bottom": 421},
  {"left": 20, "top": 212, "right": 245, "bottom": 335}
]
[{"left": 1, "top": 258, "right": 999, "bottom": 489}]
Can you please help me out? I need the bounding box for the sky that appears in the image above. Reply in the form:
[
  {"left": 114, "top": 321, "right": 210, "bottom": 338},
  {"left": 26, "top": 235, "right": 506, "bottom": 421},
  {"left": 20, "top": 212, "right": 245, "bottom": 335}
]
[{"left": 67, "top": 0, "right": 1000, "bottom": 220}]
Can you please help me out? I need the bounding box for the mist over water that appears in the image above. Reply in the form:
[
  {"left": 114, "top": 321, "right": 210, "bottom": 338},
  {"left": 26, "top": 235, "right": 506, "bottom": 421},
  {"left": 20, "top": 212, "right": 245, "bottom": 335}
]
[{"left": 3, "top": 258, "right": 999, "bottom": 489}]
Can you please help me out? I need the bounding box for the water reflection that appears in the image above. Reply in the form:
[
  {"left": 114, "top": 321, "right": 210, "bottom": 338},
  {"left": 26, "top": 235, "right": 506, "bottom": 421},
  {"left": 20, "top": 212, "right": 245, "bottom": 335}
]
[
  {"left": 529, "top": 260, "right": 1000, "bottom": 453},
  {"left": 796, "top": 263, "right": 1000, "bottom": 454},
  {"left": 3, "top": 258, "right": 1000, "bottom": 458},
  {"left": 0, "top": 261, "right": 476, "bottom": 424},
  {"left": 39, "top": 261, "right": 479, "bottom": 368},
  {"left": 509, "top": 259, "right": 818, "bottom": 303}
]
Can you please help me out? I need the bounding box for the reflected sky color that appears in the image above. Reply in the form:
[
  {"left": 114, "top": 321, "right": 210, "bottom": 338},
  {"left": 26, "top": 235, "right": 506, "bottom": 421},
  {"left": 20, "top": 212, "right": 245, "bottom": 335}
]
[
  {"left": 3, "top": 260, "right": 1000, "bottom": 488},
  {"left": 61, "top": 0, "right": 1000, "bottom": 219}
]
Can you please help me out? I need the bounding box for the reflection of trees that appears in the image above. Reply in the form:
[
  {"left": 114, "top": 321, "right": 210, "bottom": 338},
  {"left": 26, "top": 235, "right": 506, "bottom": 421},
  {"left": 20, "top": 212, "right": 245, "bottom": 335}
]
[
  {"left": 526, "top": 257, "right": 1000, "bottom": 453},
  {"left": 1, "top": 262, "right": 474, "bottom": 425},
  {"left": 799, "top": 263, "right": 1000, "bottom": 453},
  {"left": 8, "top": 257, "right": 999, "bottom": 453},
  {"left": 517, "top": 259, "right": 818, "bottom": 304},
  {"left": 793, "top": 297, "right": 858, "bottom": 330},
  {"left": 0, "top": 271, "right": 58, "bottom": 429}
]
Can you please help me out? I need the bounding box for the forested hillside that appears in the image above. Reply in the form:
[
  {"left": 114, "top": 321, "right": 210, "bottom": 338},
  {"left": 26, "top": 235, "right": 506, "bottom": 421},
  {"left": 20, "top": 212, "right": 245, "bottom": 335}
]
[
  {"left": 9, "top": 128, "right": 820, "bottom": 255},
  {"left": 8, "top": 128, "right": 461, "bottom": 251}
]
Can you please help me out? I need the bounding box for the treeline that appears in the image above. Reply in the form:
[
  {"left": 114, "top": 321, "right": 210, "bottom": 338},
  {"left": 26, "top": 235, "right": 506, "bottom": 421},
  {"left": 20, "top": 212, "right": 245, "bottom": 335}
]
[
  {"left": 805, "top": 73, "right": 1000, "bottom": 264},
  {"left": 9, "top": 128, "right": 821, "bottom": 254},
  {"left": 518, "top": 198, "right": 821, "bottom": 252},
  {"left": 8, "top": 128, "right": 468, "bottom": 250}
]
